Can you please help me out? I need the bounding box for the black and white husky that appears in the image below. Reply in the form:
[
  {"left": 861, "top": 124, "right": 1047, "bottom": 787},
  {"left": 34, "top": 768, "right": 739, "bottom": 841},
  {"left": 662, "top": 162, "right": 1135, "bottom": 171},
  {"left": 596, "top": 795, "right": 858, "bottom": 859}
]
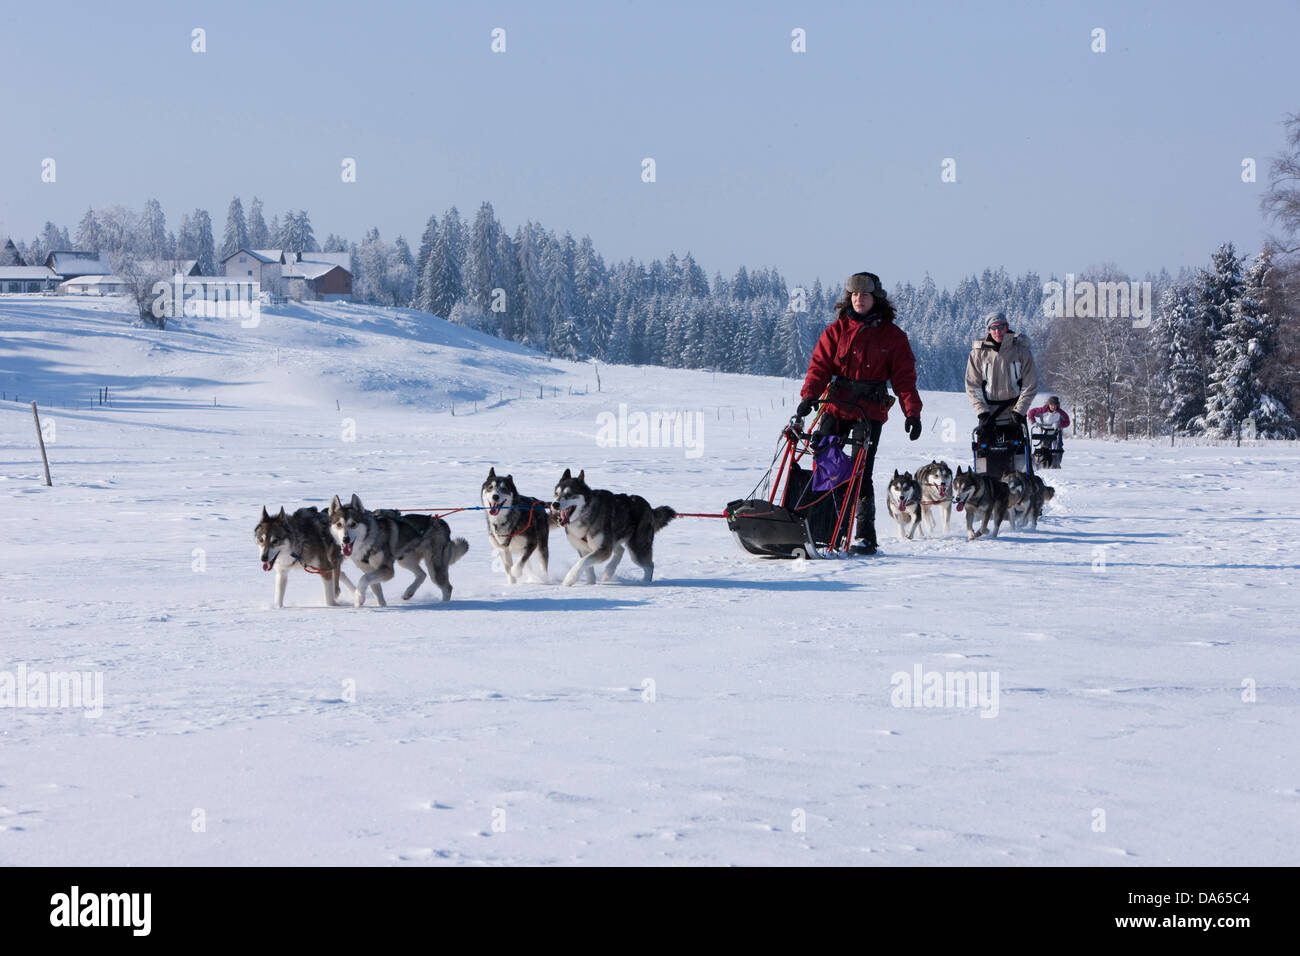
[
  {"left": 952, "top": 467, "right": 1009, "bottom": 541},
  {"left": 552, "top": 469, "right": 676, "bottom": 586},
  {"left": 481, "top": 467, "right": 550, "bottom": 584},
  {"left": 256, "top": 505, "right": 356, "bottom": 608},
  {"left": 1003, "top": 472, "right": 1055, "bottom": 531},
  {"left": 914, "top": 459, "right": 953, "bottom": 535},
  {"left": 887, "top": 470, "right": 923, "bottom": 540},
  {"left": 328, "top": 494, "right": 469, "bottom": 606}
]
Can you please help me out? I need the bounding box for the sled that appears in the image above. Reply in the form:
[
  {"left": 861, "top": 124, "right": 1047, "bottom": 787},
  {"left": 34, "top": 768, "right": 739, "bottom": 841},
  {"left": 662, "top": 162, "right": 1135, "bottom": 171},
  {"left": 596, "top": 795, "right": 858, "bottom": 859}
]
[
  {"left": 727, "top": 383, "right": 875, "bottom": 558},
  {"left": 1031, "top": 425, "right": 1064, "bottom": 469},
  {"left": 972, "top": 418, "right": 1033, "bottom": 480}
]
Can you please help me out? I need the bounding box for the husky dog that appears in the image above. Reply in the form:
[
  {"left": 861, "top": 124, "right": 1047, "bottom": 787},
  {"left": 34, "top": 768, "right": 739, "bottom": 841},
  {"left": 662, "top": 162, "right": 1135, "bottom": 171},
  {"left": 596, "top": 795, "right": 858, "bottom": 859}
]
[
  {"left": 886, "top": 470, "right": 923, "bottom": 540},
  {"left": 951, "top": 466, "right": 1009, "bottom": 541},
  {"left": 255, "top": 506, "right": 356, "bottom": 609},
  {"left": 328, "top": 494, "right": 469, "bottom": 607},
  {"left": 914, "top": 459, "right": 953, "bottom": 535},
  {"left": 481, "top": 467, "right": 550, "bottom": 583},
  {"left": 1003, "top": 472, "right": 1055, "bottom": 530},
  {"left": 552, "top": 468, "right": 676, "bottom": 586}
]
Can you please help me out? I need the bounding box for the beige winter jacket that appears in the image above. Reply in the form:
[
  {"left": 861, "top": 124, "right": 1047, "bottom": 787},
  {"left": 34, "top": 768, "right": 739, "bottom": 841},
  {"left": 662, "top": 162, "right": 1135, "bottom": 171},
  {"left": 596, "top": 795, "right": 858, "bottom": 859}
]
[{"left": 965, "top": 332, "right": 1038, "bottom": 417}]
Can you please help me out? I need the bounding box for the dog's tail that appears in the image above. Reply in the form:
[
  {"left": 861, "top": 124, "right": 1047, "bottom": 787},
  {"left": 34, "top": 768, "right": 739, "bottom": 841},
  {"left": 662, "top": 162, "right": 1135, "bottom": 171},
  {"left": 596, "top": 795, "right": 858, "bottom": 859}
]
[
  {"left": 448, "top": 538, "right": 470, "bottom": 565},
  {"left": 652, "top": 506, "right": 677, "bottom": 531},
  {"left": 1041, "top": 485, "right": 1055, "bottom": 501}
]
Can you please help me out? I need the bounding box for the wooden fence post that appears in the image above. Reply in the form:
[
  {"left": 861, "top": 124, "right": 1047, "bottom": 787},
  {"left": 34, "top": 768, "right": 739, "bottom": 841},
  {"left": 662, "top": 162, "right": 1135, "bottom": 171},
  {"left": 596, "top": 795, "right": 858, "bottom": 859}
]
[{"left": 32, "top": 402, "right": 52, "bottom": 486}]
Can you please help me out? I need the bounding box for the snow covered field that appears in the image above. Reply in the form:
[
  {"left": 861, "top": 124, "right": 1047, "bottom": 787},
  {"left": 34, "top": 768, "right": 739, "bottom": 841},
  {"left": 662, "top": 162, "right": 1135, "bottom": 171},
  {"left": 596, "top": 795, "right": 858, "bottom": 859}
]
[{"left": 1, "top": 297, "right": 1297, "bottom": 866}]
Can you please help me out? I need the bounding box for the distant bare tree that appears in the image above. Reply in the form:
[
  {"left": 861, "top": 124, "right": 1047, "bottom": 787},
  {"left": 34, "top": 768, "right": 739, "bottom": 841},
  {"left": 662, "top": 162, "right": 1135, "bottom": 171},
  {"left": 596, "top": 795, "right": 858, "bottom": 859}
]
[
  {"left": 1041, "top": 263, "right": 1142, "bottom": 435},
  {"left": 111, "top": 252, "right": 171, "bottom": 329}
]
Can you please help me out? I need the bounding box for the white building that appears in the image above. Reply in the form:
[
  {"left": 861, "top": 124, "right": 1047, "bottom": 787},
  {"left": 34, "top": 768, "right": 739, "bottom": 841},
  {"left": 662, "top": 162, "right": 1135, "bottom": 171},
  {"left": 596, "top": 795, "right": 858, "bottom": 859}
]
[
  {"left": 45, "top": 251, "right": 111, "bottom": 281},
  {"left": 0, "top": 265, "right": 60, "bottom": 293},
  {"left": 59, "top": 274, "right": 127, "bottom": 295},
  {"left": 221, "top": 248, "right": 285, "bottom": 294}
]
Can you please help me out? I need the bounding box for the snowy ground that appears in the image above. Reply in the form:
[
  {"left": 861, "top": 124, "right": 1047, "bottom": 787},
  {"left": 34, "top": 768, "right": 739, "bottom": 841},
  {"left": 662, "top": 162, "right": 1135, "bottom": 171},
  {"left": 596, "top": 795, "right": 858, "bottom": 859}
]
[{"left": 1, "top": 297, "right": 1297, "bottom": 866}]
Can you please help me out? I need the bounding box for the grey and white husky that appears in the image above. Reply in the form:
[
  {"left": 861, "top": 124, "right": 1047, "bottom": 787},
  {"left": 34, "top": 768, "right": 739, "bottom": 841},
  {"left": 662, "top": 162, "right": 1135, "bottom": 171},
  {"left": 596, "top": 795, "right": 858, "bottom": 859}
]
[
  {"left": 328, "top": 493, "right": 469, "bottom": 607},
  {"left": 552, "top": 468, "right": 676, "bottom": 586},
  {"left": 1003, "top": 472, "right": 1055, "bottom": 531},
  {"left": 481, "top": 467, "right": 550, "bottom": 584},
  {"left": 255, "top": 505, "right": 356, "bottom": 609},
  {"left": 914, "top": 459, "right": 953, "bottom": 535},
  {"left": 887, "top": 470, "right": 923, "bottom": 540},
  {"left": 952, "top": 466, "right": 1010, "bottom": 541}
]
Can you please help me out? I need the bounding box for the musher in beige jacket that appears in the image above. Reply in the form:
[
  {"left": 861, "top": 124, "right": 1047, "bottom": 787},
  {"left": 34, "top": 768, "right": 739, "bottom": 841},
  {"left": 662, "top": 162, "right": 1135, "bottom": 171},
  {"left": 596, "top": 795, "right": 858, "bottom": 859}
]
[{"left": 965, "top": 311, "right": 1039, "bottom": 428}]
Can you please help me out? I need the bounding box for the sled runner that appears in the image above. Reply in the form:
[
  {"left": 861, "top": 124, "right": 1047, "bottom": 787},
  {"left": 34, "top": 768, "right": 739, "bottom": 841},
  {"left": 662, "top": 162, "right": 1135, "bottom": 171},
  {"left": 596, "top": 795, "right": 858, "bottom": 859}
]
[{"left": 727, "top": 383, "right": 877, "bottom": 558}]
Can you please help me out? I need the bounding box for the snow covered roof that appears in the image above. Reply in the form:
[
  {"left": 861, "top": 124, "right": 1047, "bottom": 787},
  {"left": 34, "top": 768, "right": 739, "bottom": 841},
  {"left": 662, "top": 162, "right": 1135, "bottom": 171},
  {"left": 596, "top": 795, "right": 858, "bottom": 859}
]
[
  {"left": 45, "top": 251, "right": 110, "bottom": 275},
  {"left": 296, "top": 251, "right": 351, "bottom": 269},
  {"left": 135, "top": 258, "right": 199, "bottom": 276},
  {"left": 221, "top": 248, "right": 280, "bottom": 265},
  {"left": 59, "top": 274, "right": 126, "bottom": 286},
  {"left": 0, "top": 266, "right": 58, "bottom": 280},
  {"left": 282, "top": 261, "right": 346, "bottom": 280}
]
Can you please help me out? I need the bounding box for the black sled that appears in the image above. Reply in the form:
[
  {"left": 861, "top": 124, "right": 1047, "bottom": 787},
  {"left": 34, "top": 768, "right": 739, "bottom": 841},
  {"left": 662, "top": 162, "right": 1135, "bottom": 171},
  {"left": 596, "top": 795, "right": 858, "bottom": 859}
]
[
  {"left": 972, "top": 418, "right": 1033, "bottom": 481},
  {"left": 728, "top": 387, "right": 874, "bottom": 558}
]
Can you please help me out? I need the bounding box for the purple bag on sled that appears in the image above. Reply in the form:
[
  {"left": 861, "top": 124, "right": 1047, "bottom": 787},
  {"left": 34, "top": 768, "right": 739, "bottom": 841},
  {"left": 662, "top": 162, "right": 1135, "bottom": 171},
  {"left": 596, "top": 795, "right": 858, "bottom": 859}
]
[{"left": 810, "top": 435, "right": 854, "bottom": 492}]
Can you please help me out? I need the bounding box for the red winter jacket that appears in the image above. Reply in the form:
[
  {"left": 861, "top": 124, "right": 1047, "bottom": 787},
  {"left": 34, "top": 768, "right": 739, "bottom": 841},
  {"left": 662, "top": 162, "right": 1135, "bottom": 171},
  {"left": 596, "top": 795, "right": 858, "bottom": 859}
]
[
  {"left": 1028, "top": 405, "right": 1070, "bottom": 428},
  {"left": 800, "top": 311, "right": 922, "bottom": 423}
]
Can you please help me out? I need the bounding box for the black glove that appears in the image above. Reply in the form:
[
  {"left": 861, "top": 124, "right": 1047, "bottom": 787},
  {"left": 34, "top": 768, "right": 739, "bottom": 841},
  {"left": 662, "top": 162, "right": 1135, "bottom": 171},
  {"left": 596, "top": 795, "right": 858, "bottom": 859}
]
[
  {"left": 978, "top": 411, "right": 994, "bottom": 426},
  {"left": 796, "top": 398, "right": 815, "bottom": 418},
  {"left": 904, "top": 416, "right": 922, "bottom": 441},
  {"left": 1012, "top": 412, "right": 1027, "bottom": 427}
]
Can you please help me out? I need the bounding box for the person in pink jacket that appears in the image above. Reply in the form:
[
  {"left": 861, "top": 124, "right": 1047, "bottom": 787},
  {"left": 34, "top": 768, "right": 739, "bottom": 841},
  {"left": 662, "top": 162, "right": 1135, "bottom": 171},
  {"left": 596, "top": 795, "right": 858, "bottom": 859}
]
[{"left": 1028, "top": 396, "right": 1070, "bottom": 429}]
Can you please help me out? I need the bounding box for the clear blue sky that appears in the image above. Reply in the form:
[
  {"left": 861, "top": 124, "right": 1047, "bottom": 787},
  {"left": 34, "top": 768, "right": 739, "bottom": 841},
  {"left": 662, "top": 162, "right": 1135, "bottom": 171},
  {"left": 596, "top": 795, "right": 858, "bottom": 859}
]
[{"left": 2, "top": 0, "right": 1296, "bottom": 288}]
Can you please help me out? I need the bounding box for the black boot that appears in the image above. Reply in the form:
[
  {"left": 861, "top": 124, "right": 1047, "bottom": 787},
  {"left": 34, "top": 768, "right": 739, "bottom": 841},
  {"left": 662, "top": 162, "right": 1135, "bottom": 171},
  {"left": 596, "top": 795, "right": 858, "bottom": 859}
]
[{"left": 848, "top": 488, "right": 878, "bottom": 555}]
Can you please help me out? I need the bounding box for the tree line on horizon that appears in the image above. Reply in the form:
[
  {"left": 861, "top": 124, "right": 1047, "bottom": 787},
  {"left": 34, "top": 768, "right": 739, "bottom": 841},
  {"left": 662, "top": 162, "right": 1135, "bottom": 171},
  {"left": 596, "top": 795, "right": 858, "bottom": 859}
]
[{"left": 7, "top": 110, "right": 1297, "bottom": 438}]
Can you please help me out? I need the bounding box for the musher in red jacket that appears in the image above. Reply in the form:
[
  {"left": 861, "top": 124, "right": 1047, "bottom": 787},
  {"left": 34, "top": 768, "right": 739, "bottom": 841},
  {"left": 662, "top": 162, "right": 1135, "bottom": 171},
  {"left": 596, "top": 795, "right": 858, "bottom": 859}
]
[{"left": 796, "top": 271, "right": 923, "bottom": 554}]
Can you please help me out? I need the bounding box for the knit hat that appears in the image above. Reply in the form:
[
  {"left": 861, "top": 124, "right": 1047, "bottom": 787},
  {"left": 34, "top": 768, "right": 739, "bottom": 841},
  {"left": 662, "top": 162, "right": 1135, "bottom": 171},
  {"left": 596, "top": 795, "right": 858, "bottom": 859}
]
[
  {"left": 985, "top": 311, "right": 1009, "bottom": 330},
  {"left": 845, "top": 272, "right": 883, "bottom": 296}
]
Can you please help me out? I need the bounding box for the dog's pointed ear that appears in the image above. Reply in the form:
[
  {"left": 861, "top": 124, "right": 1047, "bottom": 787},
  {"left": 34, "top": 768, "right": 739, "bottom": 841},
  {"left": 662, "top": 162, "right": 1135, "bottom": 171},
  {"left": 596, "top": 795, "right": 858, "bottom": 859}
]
[
  {"left": 330, "top": 494, "right": 341, "bottom": 512},
  {"left": 561, "top": 468, "right": 571, "bottom": 481},
  {"left": 506, "top": 473, "right": 513, "bottom": 484},
  {"left": 261, "top": 506, "right": 270, "bottom": 521},
  {"left": 578, "top": 469, "right": 585, "bottom": 482},
  {"left": 488, "top": 466, "right": 496, "bottom": 479},
  {"left": 350, "top": 493, "right": 362, "bottom": 510},
  {"left": 277, "top": 506, "right": 286, "bottom": 520}
]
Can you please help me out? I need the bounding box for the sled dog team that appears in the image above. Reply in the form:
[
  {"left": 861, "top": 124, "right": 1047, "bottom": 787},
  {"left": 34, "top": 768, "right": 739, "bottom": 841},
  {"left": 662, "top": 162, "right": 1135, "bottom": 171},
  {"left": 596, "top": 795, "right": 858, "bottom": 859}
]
[
  {"left": 889, "top": 459, "right": 1055, "bottom": 542},
  {"left": 255, "top": 468, "right": 677, "bottom": 608},
  {"left": 256, "top": 460, "right": 1051, "bottom": 608}
]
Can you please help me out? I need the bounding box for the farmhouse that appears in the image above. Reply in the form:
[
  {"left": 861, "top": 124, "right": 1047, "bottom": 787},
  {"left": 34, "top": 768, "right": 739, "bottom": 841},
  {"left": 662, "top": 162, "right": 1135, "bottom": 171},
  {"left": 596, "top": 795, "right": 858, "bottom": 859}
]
[
  {"left": 45, "top": 251, "right": 112, "bottom": 281},
  {"left": 221, "top": 248, "right": 352, "bottom": 300},
  {"left": 0, "top": 265, "right": 60, "bottom": 293}
]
